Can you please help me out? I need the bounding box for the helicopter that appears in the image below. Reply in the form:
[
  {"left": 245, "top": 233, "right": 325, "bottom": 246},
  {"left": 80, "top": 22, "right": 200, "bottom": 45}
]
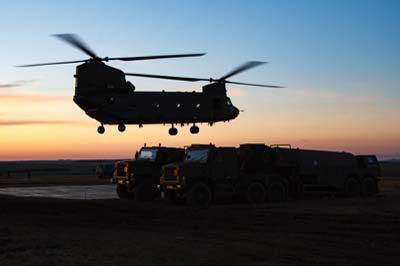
[{"left": 19, "top": 34, "right": 283, "bottom": 135}]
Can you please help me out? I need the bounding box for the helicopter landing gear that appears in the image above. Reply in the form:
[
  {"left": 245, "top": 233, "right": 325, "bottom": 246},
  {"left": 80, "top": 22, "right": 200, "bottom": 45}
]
[
  {"left": 118, "top": 122, "right": 126, "bottom": 132},
  {"left": 97, "top": 124, "right": 105, "bottom": 134},
  {"left": 168, "top": 126, "right": 178, "bottom": 136},
  {"left": 190, "top": 124, "right": 199, "bottom": 134}
]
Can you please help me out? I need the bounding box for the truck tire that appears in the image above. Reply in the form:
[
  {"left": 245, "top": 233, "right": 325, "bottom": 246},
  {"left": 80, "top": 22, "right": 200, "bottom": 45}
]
[
  {"left": 186, "top": 182, "right": 212, "bottom": 206},
  {"left": 344, "top": 177, "right": 361, "bottom": 197},
  {"left": 267, "top": 181, "right": 288, "bottom": 203},
  {"left": 246, "top": 182, "right": 267, "bottom": 204},
  {"left": 361, "top": 177, "right": 378, "bottom": 196},
  {"left": 116, "top": 184, "right": 134, "bottom": 200}
]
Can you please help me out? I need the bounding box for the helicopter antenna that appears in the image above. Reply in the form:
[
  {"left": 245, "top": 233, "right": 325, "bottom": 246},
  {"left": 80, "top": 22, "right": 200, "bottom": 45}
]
[{"left": 17, "top": 34, "right": 206, "bottom": 67}]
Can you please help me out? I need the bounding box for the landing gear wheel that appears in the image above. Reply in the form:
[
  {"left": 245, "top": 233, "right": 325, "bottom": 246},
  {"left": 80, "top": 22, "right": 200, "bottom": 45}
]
[
  {"left": 267, "top": 181, "right": 288, "bottom": 203},
  {"left": 344, "top": 177, "right": 361, "bottom": 197},
  {"left": 187, "top": 182, "right": 212, "bottom": 206},
  {"left": 118, "top": 123, "right": 126, "bottom": 132},
  {"left": 246, "top": 182, "right": 267, "bottom": 204},
  {"left": 361, "top": 177, "right": 378, "bottom": 196},
  {"left": 97, "top": 125, "right": 105, "bottom": 134},
  {"left": 190, "top": 125, "right": 200, "bottom": 134},
  {"left": 168, "top": 127, "right": 178, "bottom": 136}
]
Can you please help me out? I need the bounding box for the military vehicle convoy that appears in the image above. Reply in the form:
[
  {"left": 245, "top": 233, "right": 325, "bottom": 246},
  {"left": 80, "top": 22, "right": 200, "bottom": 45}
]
[
  {"left": 159, "top": 144, "right": 380, "bottom": 206},
  {"left": 112, "top": 145, "right": 184, "bottom": 200}
]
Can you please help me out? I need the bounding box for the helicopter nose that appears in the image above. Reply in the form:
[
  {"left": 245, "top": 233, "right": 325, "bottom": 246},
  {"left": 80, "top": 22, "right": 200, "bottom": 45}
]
[{"left": 231, "top": 106, "right": 240, "bottom": 118}]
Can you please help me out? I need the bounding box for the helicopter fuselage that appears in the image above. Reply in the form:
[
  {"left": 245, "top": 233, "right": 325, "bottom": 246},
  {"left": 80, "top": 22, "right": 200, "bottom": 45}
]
[{"left": 73, "top": 62, "right": 239, "bottom": 129}]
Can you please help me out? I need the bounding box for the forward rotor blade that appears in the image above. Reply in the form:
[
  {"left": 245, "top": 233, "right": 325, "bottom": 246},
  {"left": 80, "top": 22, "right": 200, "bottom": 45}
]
[
  {"left": 109, "top": 53, "right": 206, "bottom": 61},
  {"left": 125, "top": 72, "right": 208, "bottom": 82},
  {"left": 53, "top": 34, "right": 98, "bottom": 59},
  {"left": 220, "top": 61, "right": 267, "bottom": 80},
  {"left": 225, "top": 80, "right": 284, "bottom": 88},
  {"left": 17, "top": 59, "right": 87, "bottom": 67}
]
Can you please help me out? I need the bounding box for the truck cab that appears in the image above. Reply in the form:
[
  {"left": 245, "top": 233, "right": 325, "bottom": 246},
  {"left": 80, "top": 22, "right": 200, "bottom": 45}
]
[
  {"left": 113, "top": 146, "right": 184, "bottom": 200},
  {"left": 356, "top": 155, "right": 381, "bottom": 195}
]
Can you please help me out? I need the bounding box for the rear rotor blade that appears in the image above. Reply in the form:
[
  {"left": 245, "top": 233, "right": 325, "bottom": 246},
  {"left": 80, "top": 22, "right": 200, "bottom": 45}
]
[
  {"left": 125, "top": 72, "right": 208, "bottom": 82},
  {"left": 53, "top": 34, "right": 98, "bottom": 59},
  {"left": 17, "top": 59, "right": 87, "bottom": 67},
  {"left": 220, "top": 61, "right": 266, "bottom": 80},
  {"left": 225, "top": 80, "right": 284, "bottom": 88},
  {"left": 109, "top": 53, "right": 206, "bottom": 61}
]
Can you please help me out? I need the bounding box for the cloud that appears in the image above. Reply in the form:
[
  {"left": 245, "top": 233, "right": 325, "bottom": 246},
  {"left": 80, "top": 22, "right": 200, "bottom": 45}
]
[
  {"left": 0, "top": 93, "right": 70, "bottom": 103},
  {"left": 0, "top": 120, "right": 84, "bottom": 126},
  {"left": 0, "top": 80, "right": 36, "bottom": 88},
  {"left": 227, "top": 88, "right": 245, "bottom": 96}
]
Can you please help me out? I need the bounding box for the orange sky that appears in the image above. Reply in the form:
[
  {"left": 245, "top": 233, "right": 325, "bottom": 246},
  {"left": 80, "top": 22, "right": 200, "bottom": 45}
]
[{"left": 0, "top": 85, "right": 399, "bottom": 161}]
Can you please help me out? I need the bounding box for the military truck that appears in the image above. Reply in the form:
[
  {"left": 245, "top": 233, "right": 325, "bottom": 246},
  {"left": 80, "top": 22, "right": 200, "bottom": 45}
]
[
  {"left": 112, "top": 146, "right": 184, "bottom": 200},
  {"left": 270, "top": 148, "right": 380, "bottom": 196},
  {"left": 159, "top": 144, "right": 292, "bottom": 206},
  {"left": 159, "top": 144, "right": 380, "bottom": 205}
]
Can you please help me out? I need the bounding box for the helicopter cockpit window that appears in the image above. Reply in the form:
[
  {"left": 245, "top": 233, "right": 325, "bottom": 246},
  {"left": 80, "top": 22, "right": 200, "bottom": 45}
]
[
  {"left": 137, "top": 148, "right": 158, "bottom": 161},
  {"left": 125, "top": 81, "right": 135, "bottom": 92}
]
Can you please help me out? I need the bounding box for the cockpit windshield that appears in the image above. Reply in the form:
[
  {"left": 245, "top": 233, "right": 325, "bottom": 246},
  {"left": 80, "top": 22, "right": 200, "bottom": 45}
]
[
  {"left": 184, "top": 148, "right": 209, "bottom": 163},
  {"left": 137, "top": 148, "right": 158, "bottom": 161}
]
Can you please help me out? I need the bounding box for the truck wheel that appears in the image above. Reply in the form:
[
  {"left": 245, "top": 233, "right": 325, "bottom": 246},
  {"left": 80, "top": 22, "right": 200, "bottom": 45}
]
[
  {"left": 187, "top": 182, "right": 212, "bottom": 206},
  {"left": 267, "top": 181, "right": 288, "bottom": 203},
  {"left": 361, "top": 177, "right": 378, "bottom": 196},
  {"left": 116, "top": 184, "right": 134, "bottom": 200},
  {"left": 246, "top": 182, "right": 267, "bottom": 204},
  {"left": 344, "top": 177, "right": 361, "bottom": 197}
]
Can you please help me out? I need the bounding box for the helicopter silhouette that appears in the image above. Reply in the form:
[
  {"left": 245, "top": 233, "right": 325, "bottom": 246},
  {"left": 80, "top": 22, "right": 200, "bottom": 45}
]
[{"left": 19, "top": 34, "right": 282, "bottom": 135}]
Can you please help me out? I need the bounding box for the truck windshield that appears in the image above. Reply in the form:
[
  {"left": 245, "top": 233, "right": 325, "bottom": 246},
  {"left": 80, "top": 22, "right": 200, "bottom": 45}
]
[
  {"left": 137, "top": 148, "right": 158, "bottom": 161},
  {"left": 185, "top": 148, "right": 209, "bottom": 162}
]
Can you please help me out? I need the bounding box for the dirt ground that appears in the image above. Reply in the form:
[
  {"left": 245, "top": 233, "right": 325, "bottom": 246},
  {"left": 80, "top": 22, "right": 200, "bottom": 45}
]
[
  {"left": 1, "top": 188, "right": 400, "bottom": 266},
  {"left": 1, "top": 163, "right": 399, "bottom": 266}
]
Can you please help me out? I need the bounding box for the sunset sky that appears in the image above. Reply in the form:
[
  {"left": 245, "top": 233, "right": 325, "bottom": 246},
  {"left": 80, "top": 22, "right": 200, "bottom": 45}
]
[{"left": 0, "top": 0, "right": 399, "bottom": 160}]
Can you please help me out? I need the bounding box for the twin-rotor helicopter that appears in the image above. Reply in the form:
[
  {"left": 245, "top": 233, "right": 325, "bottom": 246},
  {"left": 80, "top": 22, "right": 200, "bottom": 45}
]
[{"left": 19, "top": 34, "right": 282, "bottom": 135}]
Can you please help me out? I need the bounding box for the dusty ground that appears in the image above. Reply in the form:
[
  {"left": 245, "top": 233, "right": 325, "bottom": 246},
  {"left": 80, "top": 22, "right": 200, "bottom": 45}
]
[
  {"left": 0, "top": 163, "right": 399, "bottom": 266},
  {"left": 1, "top": 189, "right": 400, "bottom": 266},
  {"left": 0, "top": 174, "right": 109, "bottom": 188}
]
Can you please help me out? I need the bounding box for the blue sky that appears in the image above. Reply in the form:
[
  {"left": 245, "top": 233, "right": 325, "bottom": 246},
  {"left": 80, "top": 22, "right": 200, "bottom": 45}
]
[
  {"left": 0, "top": 0, "right": 399, "bottom": 159},
  {"left": 1, "top": 0, "right": 399, "bottom": 94}
]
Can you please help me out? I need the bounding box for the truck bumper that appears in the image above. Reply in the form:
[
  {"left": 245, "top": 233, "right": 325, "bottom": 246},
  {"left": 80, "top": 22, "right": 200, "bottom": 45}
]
[{"left": 158, "top": 183, "right": 184, "bottom": 192}]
